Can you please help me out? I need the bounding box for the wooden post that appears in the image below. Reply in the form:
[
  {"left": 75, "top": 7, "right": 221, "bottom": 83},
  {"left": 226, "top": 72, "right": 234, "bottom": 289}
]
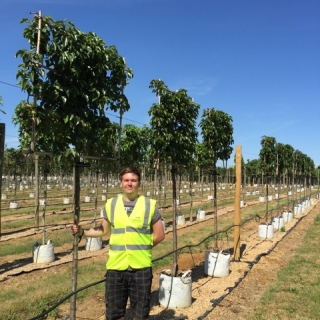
[
  {"left": 0, "top": 123, "right": 5, "bottom": 239},
  {"left": 234, "top": 145, "right": 241, "bottom": 261}
]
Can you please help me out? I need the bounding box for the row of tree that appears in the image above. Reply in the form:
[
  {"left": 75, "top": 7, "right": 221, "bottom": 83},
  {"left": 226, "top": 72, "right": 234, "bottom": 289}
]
[
  {"left": 3, "top": 135, "right": 318, "bottom": 187},
  {"left": 244, "top": 136, "right": 317, "bottom": 187}
]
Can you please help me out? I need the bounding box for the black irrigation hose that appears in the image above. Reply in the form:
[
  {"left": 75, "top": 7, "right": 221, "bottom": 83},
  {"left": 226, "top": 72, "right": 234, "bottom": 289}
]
[{"left": 28, "top": 278, "right": 105, "bottom": 320}]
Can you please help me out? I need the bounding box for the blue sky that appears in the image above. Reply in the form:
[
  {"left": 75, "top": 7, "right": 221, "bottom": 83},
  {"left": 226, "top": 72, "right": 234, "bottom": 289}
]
[{"left": 1, "top": 0, "right": 319, "bottom": 166}]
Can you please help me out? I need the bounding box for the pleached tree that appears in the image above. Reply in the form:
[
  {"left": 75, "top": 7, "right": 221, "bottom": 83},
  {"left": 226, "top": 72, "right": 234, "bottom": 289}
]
[{"left": 15, "top": 13, "right": 132, "bottom": 319}]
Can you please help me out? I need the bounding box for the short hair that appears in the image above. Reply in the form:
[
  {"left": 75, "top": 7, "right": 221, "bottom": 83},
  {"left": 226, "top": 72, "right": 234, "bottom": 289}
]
[{"left": 119, "top": 166, "right": 141, "bottom": 182}]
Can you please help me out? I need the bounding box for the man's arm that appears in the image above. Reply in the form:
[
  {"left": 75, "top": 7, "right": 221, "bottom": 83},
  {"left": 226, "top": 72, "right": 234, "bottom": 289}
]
[
  {"left": 152, "top": 219, "right": 165, "bottom": 247},
  {"left": 70, "top": 218, "right": 111, "bottom": 238}
]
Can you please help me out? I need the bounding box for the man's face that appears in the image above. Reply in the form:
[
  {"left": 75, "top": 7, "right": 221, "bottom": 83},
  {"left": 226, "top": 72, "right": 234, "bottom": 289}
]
[{"left": 120, "top": 173, "right": 140, "bottom": 196}]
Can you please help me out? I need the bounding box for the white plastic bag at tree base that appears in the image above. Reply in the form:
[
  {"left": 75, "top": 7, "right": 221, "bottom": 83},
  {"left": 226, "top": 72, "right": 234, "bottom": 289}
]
[
  {"left": 258, "top": 223, "right": 274, "bottom": 239},
  {"left": 176, "top": 215, "right": 185, "bottom": 225},
  {"left": 9, "top": 202, "right": 19, "bottom": 209},
  {"left": 162, "top": 219, "right": 166, "bottom": 231},
  {"left": 159, "top": 270, "right": 192, "bottom": 309},
  {"left": 85, "top": 237, "right": 103, "bottom": 251},
  {"left": 33, "top": 240, "right": 55, "bottom": 264},
  {"left": 197, "top": 210, "right": 205, "bottom": 220},
  {"left": 272, "top": 216, "right": 284, "bottom": 230},
  {"left": 63, "top": 197, "right": 70, "bottom": 204},
  {"left": 204, "top": 250, "right": 230, "bottom": 278},
  {"left": 282, "top": 210, "right": 293, "bottom": 223}
]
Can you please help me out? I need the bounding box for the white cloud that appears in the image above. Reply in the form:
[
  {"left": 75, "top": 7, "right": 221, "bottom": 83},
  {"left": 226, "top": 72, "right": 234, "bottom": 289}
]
[{"left": 171, "top": 77, "right": 219, "bottom": 96}]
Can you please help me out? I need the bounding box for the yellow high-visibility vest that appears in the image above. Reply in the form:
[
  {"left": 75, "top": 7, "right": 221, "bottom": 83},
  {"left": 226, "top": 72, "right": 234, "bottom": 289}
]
[{"left": 105, "top": 195, "right": 156, "bottom": 270}]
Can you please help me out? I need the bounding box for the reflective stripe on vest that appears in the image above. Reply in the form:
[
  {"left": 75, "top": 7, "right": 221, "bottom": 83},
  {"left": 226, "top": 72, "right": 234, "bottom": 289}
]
[{"left": 109, "top": 244, "right": 152, "bottom": 250}]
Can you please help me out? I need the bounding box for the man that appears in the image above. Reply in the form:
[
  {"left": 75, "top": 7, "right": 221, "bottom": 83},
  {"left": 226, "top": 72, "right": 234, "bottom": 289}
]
[{"left": 71, "top": 166, "right": 165, "bottom": 320}]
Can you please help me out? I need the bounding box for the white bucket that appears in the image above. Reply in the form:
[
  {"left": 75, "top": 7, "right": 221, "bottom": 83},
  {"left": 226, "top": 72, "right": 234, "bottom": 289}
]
[
  {"left": 159, "top": 270, "right": 192, "bottom": 308},
  {"left": 40, "top": 199, "right": 47, "bottom": 206},
  {"left": 197, "top": 210, "right": 205, "bottom": 220},
  {"left": 259, "top": 196, "right": 265, "bottom": 202},
  {"left": 146, "top": 191, "right": 150, "bottom": 196},
  {"left": 204, "top": 251, "right": 230, "bottom": 277},
  {"left": 63, "top": 197, "right": 70, "bottom": 205},
  {"left": 258, "top": 223, "right": 274, "bottom": 239},
  {"left": 29, "top": 192, "right": 35, "bottom": 198},
  {"left": 268, "top": 195, "right": 272, "bottom": 201},
  {"left": 85, "top": 237, "right": 103, "bottom": 251},
  {"left": 1, "top": 194, "right": 7, "bottom": 200},
  {"left": 84, "top": 196, "right": 91, "bottom": 203},
  {"left": 33, "top": 240, "right": 55, "bottom": 264},
  {"left": 176, "top": 215, "right": 185, "bottom": 225},
  {"left": 272, "top": 216, "right": 284, "bottom": 230},
  {"left": 240, "top": 200, "right": 244, "bottom": 207},
  {"left": 102, "top": 195, "right": 107, "bottom": 201}
]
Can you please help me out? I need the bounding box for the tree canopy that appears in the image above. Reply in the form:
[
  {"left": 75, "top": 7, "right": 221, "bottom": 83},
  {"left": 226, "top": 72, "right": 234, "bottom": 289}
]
[
  {"left": 199, "top": 108, "right": 234, "bottom": 166},
  {"left": 148, "top": 79, "right": 199, "bottom": 166},
  {"left": 14, "top": 15, "right": 132, "bottom": 157}
]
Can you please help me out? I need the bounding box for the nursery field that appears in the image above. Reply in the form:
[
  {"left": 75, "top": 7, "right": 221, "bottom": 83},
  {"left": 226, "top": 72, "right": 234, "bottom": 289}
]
[{"left": 0, "top": 181, "right": 318, "bottom": 320}]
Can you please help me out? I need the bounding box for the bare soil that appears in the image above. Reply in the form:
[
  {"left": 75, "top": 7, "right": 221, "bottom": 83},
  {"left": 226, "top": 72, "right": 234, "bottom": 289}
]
[{"left": 1, "top": 199, "right": 319, "bottom": 320}]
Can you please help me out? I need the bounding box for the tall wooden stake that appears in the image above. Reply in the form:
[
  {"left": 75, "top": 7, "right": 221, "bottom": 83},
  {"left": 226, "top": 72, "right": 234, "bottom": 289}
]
[
  {"left": 233, "top": 145, "right": 241, "bottom": 261},
  {"left": 0, "top": 123, "right": 5, "bottom": 239}
]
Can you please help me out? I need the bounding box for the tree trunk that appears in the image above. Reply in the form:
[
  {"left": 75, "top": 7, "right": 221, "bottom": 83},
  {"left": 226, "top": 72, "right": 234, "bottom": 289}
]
[
  {"left": 189, "top": 168, "right": 193, "bottom": 223},
  {"left": 171, "top": 165, "right": 178, "bottom": 277},
  {"left": 70, "top": 158, "right": 81, "bottom": 319},
  {"left": 213, "top": 162, "right": 219, "bottom": 250},
  {"left": 34, "top": 154, "right": 40, "bottom": 229}
]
